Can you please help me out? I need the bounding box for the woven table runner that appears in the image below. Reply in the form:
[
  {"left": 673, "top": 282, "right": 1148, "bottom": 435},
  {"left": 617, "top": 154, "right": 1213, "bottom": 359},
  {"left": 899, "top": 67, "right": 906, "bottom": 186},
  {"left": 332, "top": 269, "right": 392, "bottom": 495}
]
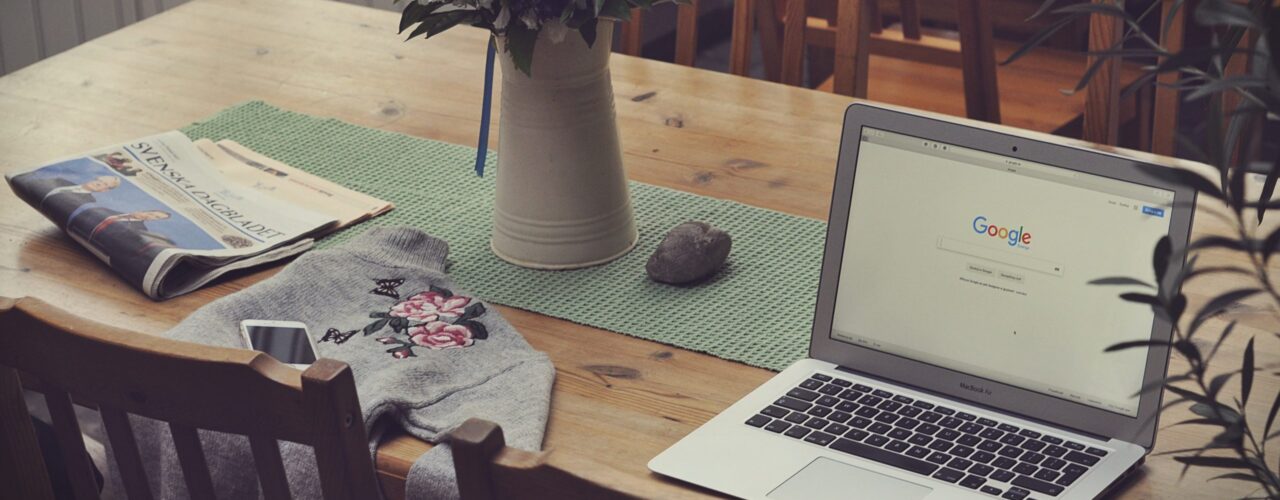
[{"left": 183, "top": 102, "right": 827, "bottom": 371}]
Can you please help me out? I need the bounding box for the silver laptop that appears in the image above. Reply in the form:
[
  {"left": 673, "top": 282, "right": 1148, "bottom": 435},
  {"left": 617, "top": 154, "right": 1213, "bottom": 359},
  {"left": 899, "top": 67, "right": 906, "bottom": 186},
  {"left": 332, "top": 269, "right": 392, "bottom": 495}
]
[{"left": 649, "top": 104, "right": 1193, "bottom": 500}]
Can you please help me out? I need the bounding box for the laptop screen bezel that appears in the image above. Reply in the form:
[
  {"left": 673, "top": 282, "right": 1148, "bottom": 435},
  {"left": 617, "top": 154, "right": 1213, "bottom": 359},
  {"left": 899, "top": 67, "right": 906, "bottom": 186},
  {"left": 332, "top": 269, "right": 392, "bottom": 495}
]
[{"left": 808, "top": 104, "right": 1194, "bottom": 449}]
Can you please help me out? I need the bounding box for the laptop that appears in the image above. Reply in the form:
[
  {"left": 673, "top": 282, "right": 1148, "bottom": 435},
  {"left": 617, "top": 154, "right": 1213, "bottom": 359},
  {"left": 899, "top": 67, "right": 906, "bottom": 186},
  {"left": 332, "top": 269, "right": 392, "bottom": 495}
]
[{"left": 649, "top": 103, "right": 1193, "bottom": 500}]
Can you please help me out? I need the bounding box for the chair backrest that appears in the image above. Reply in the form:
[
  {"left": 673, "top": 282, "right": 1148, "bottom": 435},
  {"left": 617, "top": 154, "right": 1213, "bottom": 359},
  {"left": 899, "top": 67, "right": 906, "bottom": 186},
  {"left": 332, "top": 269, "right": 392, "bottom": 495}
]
[
  {"left": 0, "top": 296, "right": 380, "bottom": 500},
  {"left": 450, "top": 418, "right": 646, "bottom": 500},
  {"left": 771, "top": 0, "right": 999, "bottom": 111},
  {"left": 616, "top": 0, "right": 750, "bottom": 72}
]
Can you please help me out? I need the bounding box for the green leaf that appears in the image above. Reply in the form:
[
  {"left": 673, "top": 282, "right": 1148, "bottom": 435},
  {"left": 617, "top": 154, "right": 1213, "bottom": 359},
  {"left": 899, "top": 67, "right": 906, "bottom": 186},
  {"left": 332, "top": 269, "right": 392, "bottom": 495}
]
[
  {"left": 406, "top": 10, "right": 475, "bottom": 41},
  {"left": 1153, "top": 236, "right": 1172, "bottom": 284},
  {"left": 1088, "top": 276, "right": 1154, "bottom": 288},
  {"left": 505, "top": 24, "right": 538, "bottom": 76},
  {"left": 429, "top": 285, "right": 453, "bottom": 297},
  {"left": 462, "top": 320, "right": 489, "bottom": 339},
  {"left": 1105, "top": 339, "right": 1173, "bottom": 353},
  {"left": 1208, "top": 472, "right": 1258, "bottom": 482},
  {"left": 1132, "top": 373, "right": 1192, "bottom": 398},
  {"left": 1172, "top": 455, "right": 1252, "bottom": 469},
  {"left": 461, "top": 302, "right": 487, "bottom": 321},
  {"left": 1026, "top": 0, "right": 1066, "bottom": 20},
  {"left": 1004, "top": 12, "right": 1078, "bottom": 67},
  {"left": 1167, "top": 294, "right": 1187, "bottom": 324},
  {"left": 579, "top": 18, "right": 598, "bottom": 47},
  {"left": 1258, "top": 146, "right": 1280, "bottom": 226},
  {"left": 1184, "top": 265, "right": 1253, "bottom": 281},
  {"left": 363, "top": 318, "right": 390, "bottom": 336},
  {"left": 1204, "top": 320, "right": 1237, "bottom": 362},
  {"left": 1171, "top": 340, "right": 1203, "bottom": 369},
  {"left": 599, "top": 0, "right": 632, "bottom": 21},
  {"left": 400, "top": 1, "right": 445, "bottom": 33},
  {"left": 1208, "top": 427, "right": 1244, "bottom": 448},
  {"left": 1119, "top": 292, "right": 1161, "bottom": 306},
  {"left": 1264, "top": 388, "right": 1280, "bottom": 440},
  {"left": 1193, "top": 0, "right": 1262, "bottom": 29},
  {"left": 1189, "top": 288, "right": 1261, "bottom": 335},
  {"left": 1167, "top": 417, "right": 1227, "bottom": 428},
  {"left": 1187, "top": 235, "right": 1251, "bottom": 253},
  {"left": 1241, "top": 336, "right": 1255, "bottom": 405},
  {"left": 1165, "top": 384, "right": 1215, "bottom": 407}
]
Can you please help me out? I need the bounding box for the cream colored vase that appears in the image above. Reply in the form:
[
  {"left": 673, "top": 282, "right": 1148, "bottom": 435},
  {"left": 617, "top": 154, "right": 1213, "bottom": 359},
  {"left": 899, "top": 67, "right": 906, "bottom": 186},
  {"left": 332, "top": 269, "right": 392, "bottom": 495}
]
[{"left": 491, "top": 21, "right": 638, "bottom": 269}]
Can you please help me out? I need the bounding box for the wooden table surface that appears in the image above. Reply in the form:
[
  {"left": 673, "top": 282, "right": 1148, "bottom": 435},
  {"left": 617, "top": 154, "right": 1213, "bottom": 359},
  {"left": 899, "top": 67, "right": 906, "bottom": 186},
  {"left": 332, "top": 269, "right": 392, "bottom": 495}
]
[{"left": 1, "top": 0, "right": 1274, "bottom": 498}]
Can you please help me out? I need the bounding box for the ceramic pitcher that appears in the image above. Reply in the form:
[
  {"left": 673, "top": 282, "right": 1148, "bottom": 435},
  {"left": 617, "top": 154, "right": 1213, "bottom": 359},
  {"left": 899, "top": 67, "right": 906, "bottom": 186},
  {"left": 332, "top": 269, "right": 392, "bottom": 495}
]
[{"left": 491, "top": 21, "right": 638, "bottom": 269}]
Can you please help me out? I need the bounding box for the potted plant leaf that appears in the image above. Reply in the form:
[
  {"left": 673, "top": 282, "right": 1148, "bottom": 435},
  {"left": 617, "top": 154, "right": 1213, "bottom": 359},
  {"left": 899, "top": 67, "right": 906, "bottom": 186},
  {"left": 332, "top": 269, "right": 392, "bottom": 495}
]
[{"left": 1013, "top": 0, "right": 1278, "bottom": 495}]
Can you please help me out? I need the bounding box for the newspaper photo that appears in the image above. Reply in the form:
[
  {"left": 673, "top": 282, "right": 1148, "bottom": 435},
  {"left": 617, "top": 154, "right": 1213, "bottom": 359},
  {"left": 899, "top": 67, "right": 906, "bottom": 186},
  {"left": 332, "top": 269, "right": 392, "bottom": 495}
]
[{"left": 4, "top": 131, "right": 377, "bottom": 300}]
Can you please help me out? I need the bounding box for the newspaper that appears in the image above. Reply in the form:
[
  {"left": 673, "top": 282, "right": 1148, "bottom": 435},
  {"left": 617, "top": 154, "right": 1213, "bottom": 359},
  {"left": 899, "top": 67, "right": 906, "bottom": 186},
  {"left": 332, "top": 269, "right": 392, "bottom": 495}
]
[
  {"left": 4, "top": 131, "right": 375, "bottom": 300},
  {"left": 193, "top": 139, "right": 392, "bottom": 229}
]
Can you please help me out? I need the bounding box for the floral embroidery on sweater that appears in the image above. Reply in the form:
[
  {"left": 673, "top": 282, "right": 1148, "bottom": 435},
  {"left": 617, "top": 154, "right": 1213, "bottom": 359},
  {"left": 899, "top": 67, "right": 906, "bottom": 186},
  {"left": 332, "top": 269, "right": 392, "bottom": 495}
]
[{"left": 321, "top": 279, "right": 489, "bottom": 358}]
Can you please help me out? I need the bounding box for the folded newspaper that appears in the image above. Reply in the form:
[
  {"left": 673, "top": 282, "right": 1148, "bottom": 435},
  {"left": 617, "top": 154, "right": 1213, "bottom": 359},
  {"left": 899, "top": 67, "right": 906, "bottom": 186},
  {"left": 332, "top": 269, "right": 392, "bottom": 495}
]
[{"left": 5, "top": 131, "right": 392, "bottom": 300}]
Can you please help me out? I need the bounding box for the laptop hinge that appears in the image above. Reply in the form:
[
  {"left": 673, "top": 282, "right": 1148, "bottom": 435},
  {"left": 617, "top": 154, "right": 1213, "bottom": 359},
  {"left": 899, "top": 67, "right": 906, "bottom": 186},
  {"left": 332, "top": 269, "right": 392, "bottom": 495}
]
[{"left": 834, "top": 365, "right": 1111, "bottom": 442}]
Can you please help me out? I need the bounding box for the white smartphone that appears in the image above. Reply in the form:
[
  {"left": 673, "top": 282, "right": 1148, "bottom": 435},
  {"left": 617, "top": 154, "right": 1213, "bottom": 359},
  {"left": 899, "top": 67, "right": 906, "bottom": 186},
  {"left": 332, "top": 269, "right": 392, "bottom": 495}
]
[{"left": 238, "top": 320, "right": 319, "bottom": 369}]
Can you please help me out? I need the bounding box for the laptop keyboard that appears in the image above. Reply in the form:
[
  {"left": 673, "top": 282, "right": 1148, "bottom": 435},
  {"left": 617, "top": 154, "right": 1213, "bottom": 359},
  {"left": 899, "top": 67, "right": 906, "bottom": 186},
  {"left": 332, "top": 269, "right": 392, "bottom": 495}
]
[{"left": 745, "top": 373, "right": 1111, "bottom": 499}]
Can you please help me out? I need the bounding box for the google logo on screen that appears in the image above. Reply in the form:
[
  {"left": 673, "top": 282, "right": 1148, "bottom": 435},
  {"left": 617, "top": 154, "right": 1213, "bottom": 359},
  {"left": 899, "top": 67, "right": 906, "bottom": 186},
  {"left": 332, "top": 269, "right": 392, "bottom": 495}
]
[{"left": 972, "top": 216, "right": 1032, "bottom": 247}]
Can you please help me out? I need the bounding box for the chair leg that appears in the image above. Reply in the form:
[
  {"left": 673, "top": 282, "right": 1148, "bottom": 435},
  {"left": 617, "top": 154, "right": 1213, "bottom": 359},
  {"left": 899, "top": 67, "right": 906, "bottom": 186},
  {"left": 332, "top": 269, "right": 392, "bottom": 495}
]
[
  {"left": 674, "top": 0, "right": 700, "bottom": 66},
  {"left": 0, "top": 367, "right": 56, "bottom": 500},
  {"left": 1136, "top": 85, "right": 1153, "bottom": 152},
  {"left": 617, "top": 10, "right": 644, "bottom": 57},
  {"left": 1151, "top": 0, "right": 1185, "bottom": 156},
  {"left": 955, "top": 0, "right": 1000, "bottom": 123},
  {"left": 832, "top": 0, "right": 870, "bottom": 97},
  {"left": 780, "top": 0, "right": 809, "bottom": 86},
  {"left": 756, "top": 0, "right": 784, "bottom": 81},
  {"left": 865, "top": 0, "right": 882, "bottom": 33},
  {"left": 1083, "top": 0, "right": 1122, "bottom": 145},
  {"left": 729, "top": 0, "right": 756, "bottom": 76},
  {"left": 900, "top": 0, "right": 921, "bottom": 40}
]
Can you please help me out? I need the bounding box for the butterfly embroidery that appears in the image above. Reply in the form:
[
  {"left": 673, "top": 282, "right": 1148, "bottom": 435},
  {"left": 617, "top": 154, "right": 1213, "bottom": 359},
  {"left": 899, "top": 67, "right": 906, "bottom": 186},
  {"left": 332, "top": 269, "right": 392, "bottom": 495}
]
[
  {"left": 370, "top": 278, "right": 405, "bottom": 299},
  {"left": 320, "top": 328, "right": 357, "bottom": 344}
]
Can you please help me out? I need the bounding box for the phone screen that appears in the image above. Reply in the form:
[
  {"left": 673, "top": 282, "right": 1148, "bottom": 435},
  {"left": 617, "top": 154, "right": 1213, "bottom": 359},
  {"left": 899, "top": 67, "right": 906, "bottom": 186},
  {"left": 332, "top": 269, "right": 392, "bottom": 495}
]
[{"left": 244, "top": 325, "right": 317, "bottom": 364}]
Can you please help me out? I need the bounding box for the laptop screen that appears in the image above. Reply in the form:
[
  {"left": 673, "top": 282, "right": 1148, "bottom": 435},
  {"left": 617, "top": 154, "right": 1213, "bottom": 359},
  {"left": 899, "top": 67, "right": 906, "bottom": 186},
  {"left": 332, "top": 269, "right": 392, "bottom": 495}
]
[{"left": 830, "top": 127, "right": 1174, "bottom": 418}]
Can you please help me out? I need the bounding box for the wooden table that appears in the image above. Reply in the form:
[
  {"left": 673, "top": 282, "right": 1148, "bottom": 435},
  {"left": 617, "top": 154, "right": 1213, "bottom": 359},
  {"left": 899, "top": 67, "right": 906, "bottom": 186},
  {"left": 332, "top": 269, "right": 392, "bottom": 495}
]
[{"left": 0, "top": 0, "right": 1273, "bottom": 498}]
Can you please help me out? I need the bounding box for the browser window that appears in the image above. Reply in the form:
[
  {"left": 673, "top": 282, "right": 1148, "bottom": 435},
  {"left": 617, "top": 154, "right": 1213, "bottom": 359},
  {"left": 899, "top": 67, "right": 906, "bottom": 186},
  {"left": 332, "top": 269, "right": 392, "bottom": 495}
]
[{"left": 830, "top": 127, "right": 1174, "bottom": 417}]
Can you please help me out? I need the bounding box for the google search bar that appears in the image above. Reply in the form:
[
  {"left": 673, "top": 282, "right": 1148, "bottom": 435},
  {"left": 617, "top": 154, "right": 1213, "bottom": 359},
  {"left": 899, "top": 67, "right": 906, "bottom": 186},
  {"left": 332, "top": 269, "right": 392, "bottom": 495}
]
[{"left": 936, "top": 236, "right": 1065, "bottom": 277}]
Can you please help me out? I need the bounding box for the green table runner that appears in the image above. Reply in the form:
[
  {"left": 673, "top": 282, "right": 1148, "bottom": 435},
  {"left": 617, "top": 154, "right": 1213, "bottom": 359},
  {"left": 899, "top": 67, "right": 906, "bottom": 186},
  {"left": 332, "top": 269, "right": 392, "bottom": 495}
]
[{"left": 183, "top": 102, "right": 827, "bottom": 371}]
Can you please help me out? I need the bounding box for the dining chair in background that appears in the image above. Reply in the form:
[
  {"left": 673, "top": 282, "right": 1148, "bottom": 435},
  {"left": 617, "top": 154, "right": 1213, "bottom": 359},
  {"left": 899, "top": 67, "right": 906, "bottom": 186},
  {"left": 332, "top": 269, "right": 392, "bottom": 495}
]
[
  {"left": 0, "top": 296, "right": 380, "bottom": 500},
  {"left": 615, "top": 0, "right": 1183, "bottom": 153}
]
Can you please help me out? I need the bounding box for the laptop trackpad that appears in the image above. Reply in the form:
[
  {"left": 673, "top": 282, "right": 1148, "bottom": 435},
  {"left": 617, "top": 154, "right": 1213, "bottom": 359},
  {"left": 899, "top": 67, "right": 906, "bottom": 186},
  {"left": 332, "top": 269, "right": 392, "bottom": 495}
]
[{"left": 767, "top": 457, "right": 933, "bottom": 500}]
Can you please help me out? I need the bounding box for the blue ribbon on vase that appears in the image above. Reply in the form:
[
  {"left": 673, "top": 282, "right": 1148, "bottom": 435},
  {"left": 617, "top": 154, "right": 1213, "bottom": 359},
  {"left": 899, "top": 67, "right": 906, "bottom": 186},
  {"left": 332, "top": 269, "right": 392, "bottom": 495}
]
[{"left": 474, "top": 38, "right": 497, "bottom": 177}]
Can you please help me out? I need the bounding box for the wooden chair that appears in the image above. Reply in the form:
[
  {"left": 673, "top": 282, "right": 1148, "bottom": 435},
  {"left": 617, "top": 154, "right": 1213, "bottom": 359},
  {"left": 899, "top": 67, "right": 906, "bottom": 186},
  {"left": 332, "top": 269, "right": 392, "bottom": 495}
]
[
  {"left": 616, "top": 0, "right": 1161, "bottom": 149},
  {"left": 0, "top": 296, "right": 380, "bottom": 500},
  {"left": 784, "top": 0, "right": 1162, "bottom": 145},
  {"left": 615, "top": 0, "right": 761, "bottom": 74},
  {"left": 450, "top": 418, "right": 644, "bottom": 499}
]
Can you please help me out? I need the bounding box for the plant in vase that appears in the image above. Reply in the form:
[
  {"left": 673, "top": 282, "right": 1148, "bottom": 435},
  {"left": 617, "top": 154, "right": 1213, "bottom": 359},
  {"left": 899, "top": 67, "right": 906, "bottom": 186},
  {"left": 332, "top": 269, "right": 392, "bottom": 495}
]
[
  {"left": 396, "top": 0, "right": 674, "bottom": 269},
  {"left": 1015, "top": 0, "right": 1278, "bottom": 496}
]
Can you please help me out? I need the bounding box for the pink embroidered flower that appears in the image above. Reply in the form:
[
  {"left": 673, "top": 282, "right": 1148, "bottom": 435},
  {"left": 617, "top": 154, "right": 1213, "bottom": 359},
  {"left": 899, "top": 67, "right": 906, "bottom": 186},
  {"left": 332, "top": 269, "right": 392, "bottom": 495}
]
[
  {"left": 408, "top": 321, "right": 475, "bottom": 350},
  {"left": 388, "top": 291, "right": 471, "bottom": 322}
]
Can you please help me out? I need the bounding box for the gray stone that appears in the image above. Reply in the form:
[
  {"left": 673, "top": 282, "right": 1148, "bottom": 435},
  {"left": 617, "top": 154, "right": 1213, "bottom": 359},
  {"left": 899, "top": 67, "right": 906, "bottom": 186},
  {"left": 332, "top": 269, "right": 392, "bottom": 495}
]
[{"left": 646, "top": 221, "right": 732, "bottom": 284}]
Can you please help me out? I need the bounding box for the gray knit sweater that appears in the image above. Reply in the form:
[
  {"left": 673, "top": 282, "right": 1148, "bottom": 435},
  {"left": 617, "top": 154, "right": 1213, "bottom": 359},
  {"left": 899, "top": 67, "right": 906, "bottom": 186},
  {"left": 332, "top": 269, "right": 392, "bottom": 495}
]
[{"left": 127, "top": 227, "right": 556, "bottom": 499}]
